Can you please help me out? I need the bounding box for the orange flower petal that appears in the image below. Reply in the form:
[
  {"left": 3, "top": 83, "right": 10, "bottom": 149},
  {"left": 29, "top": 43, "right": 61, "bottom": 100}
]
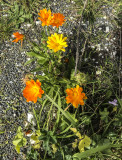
[
  {"left": 65, "top": 85, "right": 87, "bottom": 108},
  {"left": 23, "top": 79, "right": 44, "bottom": 103},
  {"left": 12, "top": 32, "right": 24, "bottom": 45},
  {"left": 38, "top": 8, "right": 52, "bottom": 26},
  {"left": 50, "top": 13, "right": 65, "bottom": 28}
]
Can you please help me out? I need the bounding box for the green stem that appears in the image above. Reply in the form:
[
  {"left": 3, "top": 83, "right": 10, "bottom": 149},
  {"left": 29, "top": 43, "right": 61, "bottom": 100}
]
[
  {"left": 32, "top": 105, "right": 40, "bottom": 130},
  {"left": 38, "top": 99, "right": 47, "bottom": 122},
  {"left": 46, "top": 94, "right": 76, "bottom": 126},
  {"left": 56, "top": 27, "right": 59, "bottom": 33},
  {"left": 43, "top": 150, "right": 47, "bottom": 160},
  {"left": 43, "top": 103, "right": 53, "bottom": 130},
  {"left": 43, "top": 90, "right": 59, "bottom": 130},
  {"left": 46, "top": 26, "right": 50, "bottom": 36}
]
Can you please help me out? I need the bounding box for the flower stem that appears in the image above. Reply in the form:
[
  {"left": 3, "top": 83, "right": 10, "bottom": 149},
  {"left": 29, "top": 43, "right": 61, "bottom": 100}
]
[
  {"left": 32, "top": 105, "right": 40, "bottom": 130},
  {"left": 21, "top": 40, "right": 23, "bottom": 47},
  {"left": 64, "top": 104, "right": 71, "bottom": 111}
]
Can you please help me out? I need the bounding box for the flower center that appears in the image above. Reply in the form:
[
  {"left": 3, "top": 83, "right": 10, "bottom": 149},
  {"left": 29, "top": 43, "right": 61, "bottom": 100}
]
[{"left": 32, "top": 86, "right": 39, "bottom": 96}]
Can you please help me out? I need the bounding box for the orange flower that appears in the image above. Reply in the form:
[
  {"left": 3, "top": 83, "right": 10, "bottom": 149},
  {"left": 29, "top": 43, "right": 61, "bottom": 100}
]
[
  {"left": 38, "top": 8, "right": 52, "bottom": 26},
  {"left": 50, "top": 13, "right": 65, "bottom": 28},
  {"left": 23, "top": 79, "right": 44, "bottom": 103},
  {"left": 12, "top": 32, "right": 24, "bottom": 47},
  {"left": 66, "top": 85, "right": 87, "bottom": 108}
]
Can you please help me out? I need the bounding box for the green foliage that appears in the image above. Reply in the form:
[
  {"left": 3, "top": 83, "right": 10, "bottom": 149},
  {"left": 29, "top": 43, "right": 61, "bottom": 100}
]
[
  {"left": 70, "top": 128, "right": 91, "bottom": 153},
  {"left": 0, "top": 17, "right": 14, "bottom": 43},
  {"left": 39, "top": 130, "right": 57, "bottom": 154},
  {"left": 26, "top": 148, "right": 39, "bottom": 160},
  {"left": 9, "top": 0, "right": 122, "bottom": 159},
  {"left": 99, "top": 108, "right": 109, "bottom": 123},
  {"left": 26, "top": 41, "right": 76, "bottom": 93},
  {"left": 73, "top": 143, "right": 122, "bottom": 160},
  {"left": 30, "top": 130, "right": 41, "bottom": 149},
  {"left": 7, "top": 1, "right": 33, "bottom": 28},
  {"left": 46, "top": 94, "right": 77, "bottom": 126},
  {"left": 70, "top": 69, "right": 89, "bottom": 86},
  {"left": 74, "top": 0, "right": 120, "bottom": 26},
  {"left": 13, "top": 126, "right": 27, "bottom": 153},
  {"left": 0, "top": 0, "right": 51, "bottom": 42}
]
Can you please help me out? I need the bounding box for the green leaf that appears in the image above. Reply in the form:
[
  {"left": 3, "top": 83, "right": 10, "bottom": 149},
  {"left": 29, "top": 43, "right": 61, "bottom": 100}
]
[
  {"left": 13, "top": 138, "right": 22, "bottom": 146},
  {"left": 31, "top": 67, "right": 42, "bottom": 72},
  {"left": 13, "top": 126, "right": 27, "bottom": 154},
  {"left": 37, "top": 58, "right": 48, "bottom": 65},
  {"left": 52, "top": 144, "right": 58, "bottom": 153},
  {"left": 73, "top": 143, "right": 122, "bottom": 160},
  {"left": 22, "top": 14, "right": 31, "bottom": 19},
  {"left": 59, "top": 124, "right": 72, "bottom": 135},
  {"left": 14, "top": 2, "right": 19, "bottom": 12},
  {"left": 17, "top": 126, "right": 22, "bottom": 133},
  {"left": 24, "top": 59, "right": 35, "bottom": 66},
  {"left": 65, "top": 155, "right": 73, "bottom": 160},
  {"left": 78, "top": 135, "right": 91, "bottom": 152},
  {"left": 0, "top": 131, "right": 5, "bottom": 134},
  {"left": 70, "top": 128, "right": 82, "bottom": 139},
  {"left": 99, "top": 108, "right": 109, "bottom": 123},
  {"left": 16, "top": 132, "right": 23, "bottom": 139},
  {"left": 46, "top": 94, "right": 76, "bottom": 126},
  {"left": 26, "top": 52, "right": 46, "bottom": 59},
  {"left": 15, "top": 145, "right": 20, "bottom": 153},
  {"left": 105, "top": 90, "right": 112, "bottom": 99},
  {"left": 30, "top": 131, "right": 41, "bottom": 149},
  {"left": 33, "top": 46, "right": 41, "bottom": 53},
  {"left": 58, "top": 78, "right": 70, "bottom": 84},
  {"left": 19, "top": 17, "right": 25, "bottom": 23},
  {"left": 68, "top": 56, "right": 75, "bottom": 73}
]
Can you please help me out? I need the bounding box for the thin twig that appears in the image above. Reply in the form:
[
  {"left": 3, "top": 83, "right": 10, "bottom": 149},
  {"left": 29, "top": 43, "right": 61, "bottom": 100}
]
[
  {"left": 64, "top": 104, "right": 72, "bottom": 111},
  {"left": 75, "top": 0, "right": 88, "bottom": 76},
  {"left": 79, "top": 37, "right": 88, "bottom": 69},
  {"left": 119, "top": 29, "right": 121, "bottom": 98}
]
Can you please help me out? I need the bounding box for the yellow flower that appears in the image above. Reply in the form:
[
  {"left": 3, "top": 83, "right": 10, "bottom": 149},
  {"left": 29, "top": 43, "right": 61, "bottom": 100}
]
[
  {"left": 66, "top": 85, "right": 87, "bottom": 108},
  {"left": 50, "top": 13, "right": 65, "bottom": 28},
  {"left": 12, "top": 32, "right": 24, "bottom": 47},
  {"left": 38, "top": 8, "right": 52, "bottom": 26},
  {"left": 23, "top": 79, "right": 44, "bottom": 103},
  {"left": 47, "top": 33, "right": 67, "bottom": 52}
]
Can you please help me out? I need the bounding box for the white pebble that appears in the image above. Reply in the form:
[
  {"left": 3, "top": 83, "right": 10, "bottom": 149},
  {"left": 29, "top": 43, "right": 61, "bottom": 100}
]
[
  {"left": 106, "top": 26, "right": 109, "bottom": 32},
  {"left": 27, "top": 24, "right": 32, "bottom": 27}
]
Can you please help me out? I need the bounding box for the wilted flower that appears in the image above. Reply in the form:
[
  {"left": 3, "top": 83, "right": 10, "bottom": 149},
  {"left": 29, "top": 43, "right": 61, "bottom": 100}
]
[
  {"left": 66, "top": 85, "right": 87, "bottom": 108},
  {"left": 12, "top": 32, "right": 24, "bottom": 47},
  {"left": 27, "top": 112, "right": 36, "bottom": 126},
  {"left": 109, "top": 99, "right": 118, "bottom": 106},
  {"left": 21, "top": 73, "right": 34, "bottom": 84},
  {"left": 50, "top": 13, "right": 65, "bottom": 28},
  {"left": 47, "top": 33, "right": 67, "bottom": 52},
  {"left": 64, "top": 58, "right": 69, "bottom": 63},
  {"left": 23, "top": 79, "right": 44, "bottom": 103},
  {"left": 25, "top": 130, "right": 33, "bottom": 137},
  {"left": 38, "top": 8, "right": 52, "bottom": 26}
]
